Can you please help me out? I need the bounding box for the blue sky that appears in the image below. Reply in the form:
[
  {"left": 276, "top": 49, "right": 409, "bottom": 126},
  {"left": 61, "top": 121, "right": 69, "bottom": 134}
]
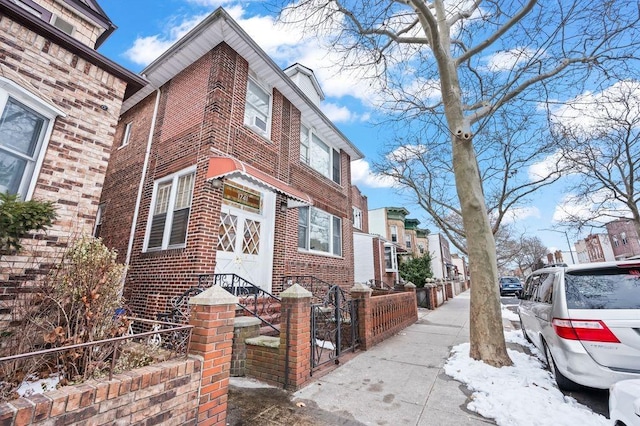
[{"left": 95, "top": 0, "right": 609, "bottom": 258}]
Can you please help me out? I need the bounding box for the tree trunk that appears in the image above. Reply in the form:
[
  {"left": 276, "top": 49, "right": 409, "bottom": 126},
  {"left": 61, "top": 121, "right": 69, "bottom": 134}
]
[{"left": 451, "top": 134, "right": 512, "bottom": 367}]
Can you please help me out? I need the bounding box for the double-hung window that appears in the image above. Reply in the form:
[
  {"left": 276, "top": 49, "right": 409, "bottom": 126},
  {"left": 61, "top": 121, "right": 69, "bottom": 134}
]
[
  {"left": 298, "top": 206, "right": 342, "bottom": 256},
  {"left": 244, "top": 78, "right": 271, "bottom": 137},
  {"left": 120, "top": 122, "right": 132, "bottom": 148},
  {"left": 384, "top": 244, "right": 398, "bottom": 271},
  {"left": 299, "top": 124, "right": 341, "bottom": 184},
  {"left": 352, "top": 207, "right": 362, "bottom": 230},
  {"left": 405, "top": 234, "right": 412, "bottom": 249},
  {"left": 0, "top": 78, "right": 60, "bottom": 200},
  {"left": 146, "top": 168, "right": 195, "bottom": 251},
  {"left": 390, "top": 225, "right": 398, "bottom": 243}
]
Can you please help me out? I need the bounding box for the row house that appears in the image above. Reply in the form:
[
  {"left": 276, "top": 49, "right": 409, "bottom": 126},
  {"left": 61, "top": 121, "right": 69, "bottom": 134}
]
[
  {"left": 605, "top": 219, "right": 640, "bottom": 260},
  {"left": 575, "top": 234, "right": 615, "bottom": 263},
  {"left": 0, "top": 0, "right": 144, "bottom": 297},
  {"left": 97, "top": 8, "right": 363, "bottom": 318},
  {"left": 428, "top": 233, "right": 453, "bottom": 280}
]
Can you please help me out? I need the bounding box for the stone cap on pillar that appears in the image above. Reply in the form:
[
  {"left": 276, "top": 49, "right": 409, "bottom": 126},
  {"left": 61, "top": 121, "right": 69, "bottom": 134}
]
[
  {"left": 280, "top": 283, "right": 312, "bottom": 299},
  {"left": 188, "top": 285, "right": 239, "bottom": 306},
  {"left": 404, "top": 282, "right": 416, "bottom": 289},
  {"left": 350, "top": 282, "right": 372, "bottom": 294}
]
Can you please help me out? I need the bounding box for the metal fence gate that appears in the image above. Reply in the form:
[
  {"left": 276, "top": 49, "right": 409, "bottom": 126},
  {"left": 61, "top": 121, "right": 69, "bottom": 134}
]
[{"left": 310, "top": 285, "right": 359, "bottom": 371}]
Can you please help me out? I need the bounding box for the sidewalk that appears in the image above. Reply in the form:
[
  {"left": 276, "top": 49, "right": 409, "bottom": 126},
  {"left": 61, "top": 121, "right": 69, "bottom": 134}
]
[
  {"left": 228, "top": 291, "right": 502, "bottom": 426},
  {"left": 290, "top": 289, "right": 495, "bottom": 425}
]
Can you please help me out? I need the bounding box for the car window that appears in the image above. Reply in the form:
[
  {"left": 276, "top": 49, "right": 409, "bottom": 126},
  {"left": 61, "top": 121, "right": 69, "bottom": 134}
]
[
  {"left": 537, "top": 273, "right": 555, "bottom": 304},
  {"left": 522, "top": 275, "right": 540, "bottom": 300},
  {"left": 501, "top": 277, "right": 520, "bottom": 284},
  {"left": 565, "top": 266, "right": 640, "bottom": 309},
  {"left": 531, "top": 273, "right": 549, "bottom": 302}
]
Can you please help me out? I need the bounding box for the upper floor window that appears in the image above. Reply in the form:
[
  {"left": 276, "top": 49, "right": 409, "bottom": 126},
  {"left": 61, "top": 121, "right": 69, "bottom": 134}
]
[
  {"left": 120, "top": 122, "right": 132, "bottom": 147},
  {"left": 0, "top": 78, "right": 60, "bottom": 200},
  {"left": 300, "top": 123, "right": 341, "bottom": 185},
  {"left": 145, "top": 168, "right": 195, "bottom": 251},
  {"left": 390, "top": 225, "right": 398, "bottom": 243},
  {"left": 621, "top": 232, "right": 628, "bottom": 245},
  {"left": 405, "top": 234, "right": 412, "bottom": 249},
  {"left": 613, "top": 236, "right": 619, "bottom": 247},
  {"left": 352, "top": 207, "right": 362, "bottom": 230},
  {"left": 418, "top": 243, "right": 425, "bottom": 254},
  {"left": 298, "top": 206, "right": 342, "bottom": 256},
  {"left": 244, "top": 78, "right": 271, "bottom": 137}
]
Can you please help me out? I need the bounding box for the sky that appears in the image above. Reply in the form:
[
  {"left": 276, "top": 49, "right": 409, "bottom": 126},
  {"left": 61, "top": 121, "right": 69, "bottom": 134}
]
[{"left": 94, "top": 0, "right": 630, "bottom": 259}]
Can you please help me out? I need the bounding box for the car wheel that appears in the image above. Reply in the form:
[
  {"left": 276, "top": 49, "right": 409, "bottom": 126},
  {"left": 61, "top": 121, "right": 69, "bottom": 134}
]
[
  {"left": 518, "top": 315, "right": 532, "bottom": 343},
  {"left": 543, "top": 340, "right": 581, "bottom": 392}
]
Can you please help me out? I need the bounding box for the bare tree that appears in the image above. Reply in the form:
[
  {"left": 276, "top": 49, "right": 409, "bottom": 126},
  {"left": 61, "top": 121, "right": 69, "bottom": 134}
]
[
  {"left": 279, "top": 0, "right": 640, "bottom": 366},
  {"left": 512, "top": 236, "right": 548, "bottom": 274},
  {"left": 376, "top": 108, "right": 563, "bottom": 255},
  {"left": 553, "top": 81, "right": 640, "bottom": 236}
]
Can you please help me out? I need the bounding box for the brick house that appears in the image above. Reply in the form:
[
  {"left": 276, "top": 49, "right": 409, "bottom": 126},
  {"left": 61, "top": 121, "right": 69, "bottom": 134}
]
[
  {"left": 97, "top": 8, "right": 363, "bottom": 318},
  {"left": 605, "top": 219, "right": 640, "bottom": 260},
  {"left": 0, "top": 1, "right": 144, "bottom": 306}
]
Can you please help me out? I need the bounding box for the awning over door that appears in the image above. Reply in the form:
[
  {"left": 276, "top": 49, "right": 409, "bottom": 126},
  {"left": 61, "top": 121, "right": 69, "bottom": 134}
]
[{"left": 206, "top": 156, "right": 313, "bottom": 205}]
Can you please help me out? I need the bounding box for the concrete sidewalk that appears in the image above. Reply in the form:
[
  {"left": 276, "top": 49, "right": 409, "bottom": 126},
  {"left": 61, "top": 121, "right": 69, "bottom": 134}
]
[{"left": 291, "top": 289, "right": 496, "bottom": 425}]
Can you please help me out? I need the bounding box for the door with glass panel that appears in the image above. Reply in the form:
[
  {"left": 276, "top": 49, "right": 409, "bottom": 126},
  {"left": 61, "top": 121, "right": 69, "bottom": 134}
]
[{"left": 215, "top": 204, "right": 267, "bottom": 288}]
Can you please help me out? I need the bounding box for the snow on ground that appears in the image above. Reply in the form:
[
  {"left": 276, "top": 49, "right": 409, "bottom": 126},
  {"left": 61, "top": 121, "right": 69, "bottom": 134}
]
[
  {"left": 443, "top": 306, "right": 610, "bottom": 426},
  {"left": 15, "top": 374, "right": 60, "bottom": 398}
]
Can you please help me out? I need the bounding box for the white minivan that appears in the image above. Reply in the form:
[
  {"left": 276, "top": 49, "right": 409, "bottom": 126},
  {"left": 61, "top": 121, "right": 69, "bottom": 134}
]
[{"left": 518, "top": 261, "right": 640, "bottom": 390}]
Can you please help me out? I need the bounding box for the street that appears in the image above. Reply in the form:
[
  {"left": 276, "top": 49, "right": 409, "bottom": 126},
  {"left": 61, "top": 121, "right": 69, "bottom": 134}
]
[{"left": 501, "top": 295, "right": 610, "bottom": 419}]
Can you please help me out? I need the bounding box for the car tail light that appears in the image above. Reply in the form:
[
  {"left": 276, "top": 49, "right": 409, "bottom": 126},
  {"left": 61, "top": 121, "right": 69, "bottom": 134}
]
[{"left": 552, "top": 318, "right": 620, "bottom": 343}]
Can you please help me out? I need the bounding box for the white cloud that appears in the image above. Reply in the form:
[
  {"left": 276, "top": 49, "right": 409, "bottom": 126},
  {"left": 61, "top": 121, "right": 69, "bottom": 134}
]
[
  {"left": 550, "top": 80, "right": 640, "bottom": 132},
  {"left": 321, "top": 103, "right": 371, "bottom": 123},
  {"left": 502, "top": 206, "right": 541, "bottom": 225},
  {"left": 483, "top": 47, "right": 538, "bottom": 72},
  {"left": 386, "top": 144, "right": 429, "bottom": 162},
  {"left": 124, "top": 13, "right": 209, "bottom": 65},
  {"left": 528, "top": 151, "right": 564, "bottom": 181},
  {"left": 351, "top": 159, "right": 396, "bottom": 188},
  {"left": 552, "top": 191, "right": 627, "bottom": 224}
]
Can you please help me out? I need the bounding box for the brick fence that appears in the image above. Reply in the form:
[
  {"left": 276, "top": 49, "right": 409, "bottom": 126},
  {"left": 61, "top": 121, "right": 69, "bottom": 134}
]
[{"left": 0, "top": 286, "right": 237, "bottom": 426}]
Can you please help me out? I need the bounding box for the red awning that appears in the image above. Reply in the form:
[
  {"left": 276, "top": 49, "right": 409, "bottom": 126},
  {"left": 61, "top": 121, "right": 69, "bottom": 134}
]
[{"left": 206, "top": 156, "right": 313, "bottom": 205}]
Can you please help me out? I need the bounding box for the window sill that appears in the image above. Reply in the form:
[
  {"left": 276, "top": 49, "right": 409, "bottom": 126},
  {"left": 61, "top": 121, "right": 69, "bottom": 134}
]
[
  {"left": 297, "top": 248, "right": 343, "bottom": 259},
  {"left": 298, "top": 162, "right": 343, "bottom": 188},
  {"left": 141, "top": 246, "right": 186, "bottom": 258},
  {"left": 243, "top": 124, "right": 272, "bottom": 143}
]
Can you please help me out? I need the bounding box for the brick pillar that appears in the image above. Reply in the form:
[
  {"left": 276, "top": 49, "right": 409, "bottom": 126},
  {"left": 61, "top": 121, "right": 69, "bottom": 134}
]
[
  {"left": 188, "top": 286, "right": 238, "bottom": 426},
  {"left": 445, "top": 282, "right": 454, "bottom": 299},
  {"left": 404, "top": 282, "right": 418, "bottom": 320},
  {"left": 351, "top": 283, "right": 372, "bottom": 350},
  {"left": 279, "top": 284, "right": 312, "bottom": 390}
]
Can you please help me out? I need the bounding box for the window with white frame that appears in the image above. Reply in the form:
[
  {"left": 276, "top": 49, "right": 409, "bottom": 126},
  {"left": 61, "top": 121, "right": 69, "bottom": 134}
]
[
  {"left": 621, "top": 232, "right": 628, "bottom": 245},
  {"left": 418, "top": 243, "right": 425, "bottom": 254},
  {"left": 384, "top": 244, "right": 397, "bottom": 271},
  {"left": 146, "top": 169, "right": 195, "bottom": 251},
  {"left": 390, "top": 225, "right": 398, "bottom": 243},
  {"left": 120, "top": 122, "right": 132, "bottom": 147},
  {"left": 299, "top": 123, "right": 341, "bottom": 184},
  {"left": 352, "top": 207, "right": 362, "bottom": 230},
  {"left": 298, "top": 206, "right": 342, "bottom": 256},
  {"left": 0, "top": 78, "right": 59, "bottom": 200},
  {"left": 244, "top": 78, "right": 271, "bottom": 137},
  {"left": 405, "top": 234, "right": 412, "bottom": 249}
]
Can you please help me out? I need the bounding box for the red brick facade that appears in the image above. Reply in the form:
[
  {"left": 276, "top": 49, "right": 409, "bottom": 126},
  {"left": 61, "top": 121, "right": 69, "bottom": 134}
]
[{"left": 99, "top": 15, "right": 359, "bottom": 319}]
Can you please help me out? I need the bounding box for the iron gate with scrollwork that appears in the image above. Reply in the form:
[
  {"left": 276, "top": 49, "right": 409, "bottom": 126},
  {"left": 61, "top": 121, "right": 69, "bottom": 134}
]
[{"left": 310, "top": 285, "right": 359, "bottom": 371}]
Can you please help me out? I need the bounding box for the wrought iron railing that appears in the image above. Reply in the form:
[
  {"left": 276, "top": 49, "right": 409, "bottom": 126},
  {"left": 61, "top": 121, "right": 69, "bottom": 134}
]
[
  {"left": 311, "top": 285, "right": 359, "bottom": 371},
  {"left": 368, "top": 279, "right": 397, "bottom": 291},
  {"left": 0, "top": 317, "right": 192, "bottom": 391},
  {"left": 282, "top": 275, "right": 335, "bottom": 303},
  {"left": 198, "top": 274, "right": 281, "bottom": 334}
]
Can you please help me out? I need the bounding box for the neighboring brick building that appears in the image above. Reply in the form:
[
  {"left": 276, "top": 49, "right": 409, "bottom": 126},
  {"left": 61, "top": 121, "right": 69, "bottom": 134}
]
[
  {"left": 606, "top": 219, "right": 640, "bottom": 260},
  {"left": 0, "top": 0, "right": 144, "bottom": 311},
  {"left": 97, "top": 9, "right": 363, "bottom": 318}
]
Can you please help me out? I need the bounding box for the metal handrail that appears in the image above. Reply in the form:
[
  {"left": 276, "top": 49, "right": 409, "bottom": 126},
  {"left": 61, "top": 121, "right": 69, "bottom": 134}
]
[
  {"left": 198, "top": 273, "right": 281, "bottom": 334},
  {"left": 282, "top": 275, "right": 335, "bottom": 303}
]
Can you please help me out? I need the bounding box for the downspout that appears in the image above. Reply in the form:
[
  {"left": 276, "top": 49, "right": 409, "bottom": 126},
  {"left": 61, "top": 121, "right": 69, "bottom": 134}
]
[{"left": 122, "top": 88, "right": 161, "bottom": 285}]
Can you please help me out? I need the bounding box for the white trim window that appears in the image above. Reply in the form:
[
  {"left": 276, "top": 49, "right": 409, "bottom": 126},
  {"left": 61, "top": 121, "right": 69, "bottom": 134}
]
[
  {"left": 244, "top": 78, "right": 271, "bottom": 137},
  {"left": 352, "top": 207, "right": 362, "bottom": 230},
  {"left": 120, "top": 122, "right": 132, "bottom": 147},
  {"left": 145, "top": 168, "right": 196, "bottom": 251},
  {"left": 94, "top": 203, "right": 105, "bottom": 237},
  {"left": 0, "top": 78, "right": 61, "bottom": 200},
  {"left": 405, "top": 234, "right": 412, "bottom": 249},
  {"left": 298, "top": 206, "right": 342, "bottom": 256},
  {"left": 390, "top": 225, "right": 398, "bottom": 243},
  {"left": 384, "top": 244, "right": 398, "bottom": 272},
  {"left": 300, "top": 123, "right": 341, "bottom": 184}
]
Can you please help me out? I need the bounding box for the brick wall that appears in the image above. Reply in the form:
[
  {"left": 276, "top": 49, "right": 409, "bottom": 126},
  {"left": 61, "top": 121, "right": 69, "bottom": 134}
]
[
  {"left": 0, "top": 358, "right": 201, "bottom": 425},
  {"left": 0, "top": 15, "right": 127, "bottom": 319}
]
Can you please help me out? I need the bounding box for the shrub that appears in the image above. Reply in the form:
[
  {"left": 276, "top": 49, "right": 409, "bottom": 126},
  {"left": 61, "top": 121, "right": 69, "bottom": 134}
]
[
  {"left": 0, "top": 192, "right": 56, "bottom": 255},
  {"left": 399, "top": 253, "right": 433, "bottom": 288}
]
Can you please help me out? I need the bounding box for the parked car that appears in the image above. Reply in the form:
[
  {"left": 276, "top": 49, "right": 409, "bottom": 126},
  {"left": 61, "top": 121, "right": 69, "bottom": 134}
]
[
  {"left": 518, "top": 261, "right": 640, "bottom": 391},
  {"left": 610, "top": 379, "right": 640, "bottom": 426},
  {"left": 499, "top": 276, "right": 523, "bottom": 296}
]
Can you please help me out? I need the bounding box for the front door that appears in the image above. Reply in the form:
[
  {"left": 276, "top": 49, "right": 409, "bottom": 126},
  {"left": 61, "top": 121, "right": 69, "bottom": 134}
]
[{"left": 215, "top": 180, "right": 275, "bottom": 291}]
